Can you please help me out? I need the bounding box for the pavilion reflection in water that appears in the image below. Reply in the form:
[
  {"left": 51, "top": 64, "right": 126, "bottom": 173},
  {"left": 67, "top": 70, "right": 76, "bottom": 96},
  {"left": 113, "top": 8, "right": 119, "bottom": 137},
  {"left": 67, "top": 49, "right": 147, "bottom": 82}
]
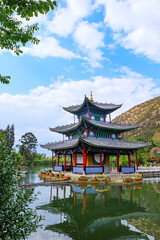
[{"left": 37, "top": 184, "right": 156, "bottom": 240}]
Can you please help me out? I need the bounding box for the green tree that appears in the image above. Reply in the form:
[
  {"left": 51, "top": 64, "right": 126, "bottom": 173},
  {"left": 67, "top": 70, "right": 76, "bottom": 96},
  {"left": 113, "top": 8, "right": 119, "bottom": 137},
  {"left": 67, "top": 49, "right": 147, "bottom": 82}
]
[
  {"left": 0, "top": 132, "right": 42, "bottom": 239},
  {"left": 0, "top": 0, "right": 57, "bottom": 84},
  {"left": 4, "top": 124, "right": 15, "bottom": 151},
  {"left": 119, "top": 155, "right": 128, "bottom": 167},
  {"left": 19, "top": 132, "right": 38, "bottom": 164}
]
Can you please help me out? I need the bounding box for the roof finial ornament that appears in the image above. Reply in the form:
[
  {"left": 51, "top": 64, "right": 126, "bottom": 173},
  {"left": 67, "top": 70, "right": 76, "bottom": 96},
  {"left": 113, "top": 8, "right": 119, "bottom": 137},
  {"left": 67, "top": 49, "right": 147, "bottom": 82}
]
[{"left": 90, "top": 91, "right": 93, "bottom": 102}]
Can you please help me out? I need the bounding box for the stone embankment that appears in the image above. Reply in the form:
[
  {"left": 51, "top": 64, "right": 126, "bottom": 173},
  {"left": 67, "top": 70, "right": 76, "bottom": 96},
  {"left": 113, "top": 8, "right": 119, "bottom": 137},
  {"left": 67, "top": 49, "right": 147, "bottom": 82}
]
[
  {"left": 138, "top": 167, "right": 160, "bottom": 177},
  {"left": 22, "top": 170, "right": 143, "bottom": 187}
]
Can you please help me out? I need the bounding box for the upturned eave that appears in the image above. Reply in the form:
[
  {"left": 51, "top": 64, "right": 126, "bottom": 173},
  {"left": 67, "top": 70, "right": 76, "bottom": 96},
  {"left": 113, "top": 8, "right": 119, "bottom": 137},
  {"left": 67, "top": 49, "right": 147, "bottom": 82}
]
[
  {"left": 63, "top": 96, "right": 122, "bottom": 115},
  {"left": 49, "top": 115, "right": 140, "bottom": 134},
  {"left": 40, "top": 136, "right": 151, "bottom": 151}
]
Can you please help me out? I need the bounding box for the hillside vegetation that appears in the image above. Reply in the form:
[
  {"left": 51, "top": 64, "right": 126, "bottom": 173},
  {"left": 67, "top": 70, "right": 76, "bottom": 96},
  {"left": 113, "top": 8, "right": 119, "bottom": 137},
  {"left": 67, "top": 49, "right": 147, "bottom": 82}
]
[{"left": 113, "top": 96, "right": 160, "bottom": 142}]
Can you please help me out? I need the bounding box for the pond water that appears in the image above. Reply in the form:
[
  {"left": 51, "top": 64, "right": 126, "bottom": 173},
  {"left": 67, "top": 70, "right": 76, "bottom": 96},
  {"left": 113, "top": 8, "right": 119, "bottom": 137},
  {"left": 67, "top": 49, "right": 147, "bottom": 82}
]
[{"left": 25, "top": 166, "right": 160, "bottom": 240}]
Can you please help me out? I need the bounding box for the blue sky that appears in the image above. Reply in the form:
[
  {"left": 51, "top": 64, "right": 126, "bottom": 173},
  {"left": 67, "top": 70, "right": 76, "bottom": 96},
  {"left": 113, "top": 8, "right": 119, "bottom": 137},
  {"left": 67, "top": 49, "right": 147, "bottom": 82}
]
[{"left": 0, "top": 0, "right": 160, "bottom": 155}]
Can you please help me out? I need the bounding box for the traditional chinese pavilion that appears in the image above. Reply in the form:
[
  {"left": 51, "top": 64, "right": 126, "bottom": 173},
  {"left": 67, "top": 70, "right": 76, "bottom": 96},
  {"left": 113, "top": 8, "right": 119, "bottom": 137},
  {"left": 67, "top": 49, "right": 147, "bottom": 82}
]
[{"left": 41, "top": 93, "right": 151, "bottom": 174}]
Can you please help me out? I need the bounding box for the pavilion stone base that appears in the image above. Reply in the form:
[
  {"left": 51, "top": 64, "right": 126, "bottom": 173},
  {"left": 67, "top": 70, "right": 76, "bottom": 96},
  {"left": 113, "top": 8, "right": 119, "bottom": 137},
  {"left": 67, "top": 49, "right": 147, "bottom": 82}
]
[{"left": 104, "top": 165, "right": 110, "bottom": 174}]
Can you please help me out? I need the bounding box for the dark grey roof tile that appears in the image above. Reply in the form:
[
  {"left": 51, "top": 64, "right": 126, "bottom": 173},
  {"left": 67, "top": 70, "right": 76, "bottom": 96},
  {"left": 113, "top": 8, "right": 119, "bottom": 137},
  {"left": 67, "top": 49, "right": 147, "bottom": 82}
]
[{"left": 40, "top": 137, "right": 151, "bottom": 151}]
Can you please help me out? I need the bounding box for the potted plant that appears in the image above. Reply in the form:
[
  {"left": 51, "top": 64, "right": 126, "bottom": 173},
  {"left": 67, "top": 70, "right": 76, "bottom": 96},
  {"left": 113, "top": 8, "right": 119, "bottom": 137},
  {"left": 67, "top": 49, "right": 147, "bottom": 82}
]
[
  {"left": 134, "top": 177, "right": 143, "bottom": 182},
  {"left": 123, "top": 177, "right": 134, "bottom": 183},
  {"left": 105, "top": 176, "right": 111, "bottom": 183},
  {"left": 78, "top": 176, "right": 88, "bottom": 181},
  {"left": 54, "top": 173, "right": 63, "bottom": 180},
  {"left": 63, "top": 175, "right": 71, "bottom": 180}
]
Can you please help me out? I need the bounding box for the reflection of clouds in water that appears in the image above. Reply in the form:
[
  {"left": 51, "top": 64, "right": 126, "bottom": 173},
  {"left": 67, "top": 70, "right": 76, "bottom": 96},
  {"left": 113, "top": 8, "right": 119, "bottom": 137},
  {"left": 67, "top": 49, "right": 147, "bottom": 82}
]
[
  {"left": 27, "top": 186, "right": 72, "bottom": 240},
  {"left": 28, "top": 229, "right": 72, "bottom": 240}
]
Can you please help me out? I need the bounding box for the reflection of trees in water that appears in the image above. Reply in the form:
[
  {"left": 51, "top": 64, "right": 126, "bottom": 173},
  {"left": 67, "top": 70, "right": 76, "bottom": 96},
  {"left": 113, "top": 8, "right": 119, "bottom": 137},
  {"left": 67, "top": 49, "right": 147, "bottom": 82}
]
[
  {"left": 119, "top": 183, "right": 160, "bottom": 240},
  {"left": 37, "top": 184, "right": 153, "bottom": 240},
  {"left": 128, "top": 216, "right": 160, "bottom": 240},
  {"left": 139, "top": 183, "right": 160, "bottom": 214}
]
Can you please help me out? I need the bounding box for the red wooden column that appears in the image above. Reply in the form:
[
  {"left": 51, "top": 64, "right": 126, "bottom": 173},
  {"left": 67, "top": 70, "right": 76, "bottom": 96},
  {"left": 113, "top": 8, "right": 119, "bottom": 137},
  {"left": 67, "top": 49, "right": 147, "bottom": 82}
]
[
  {"left": 83, "top": 148, "right": 86, "bottom": 172},
  {"left": 128, "top": 153, "right": 131, "bottom": 166},
  {"left": 57, "top": 154, "right": 59, "bottom": 166},
  {"left": 117, "top": 153, "right": 119, "bottom": 172},
  {"left": 74, "top": 152, "right": 77, "bottom": 167},
  {"left": 70, "top": 154, "right": 72, "bottom": 170},
  {"left": 136, "top": 152, "right": 138, "bottom": 170},
  {"left": 64, "top": 154, "right": 66, "bottom": 171},
  {"left": 52, "top": 151, "right": 54, "bottom": 169},
  {"left": 100, "top": 152, "right": 102, "bottom": 167}
]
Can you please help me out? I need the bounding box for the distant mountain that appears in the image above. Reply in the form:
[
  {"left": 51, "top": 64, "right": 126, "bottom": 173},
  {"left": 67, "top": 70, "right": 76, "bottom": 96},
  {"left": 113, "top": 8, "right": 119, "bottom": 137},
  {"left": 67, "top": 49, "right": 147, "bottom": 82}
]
[{"left": 112, "top": 96, "right": 160, "bottom": 141}]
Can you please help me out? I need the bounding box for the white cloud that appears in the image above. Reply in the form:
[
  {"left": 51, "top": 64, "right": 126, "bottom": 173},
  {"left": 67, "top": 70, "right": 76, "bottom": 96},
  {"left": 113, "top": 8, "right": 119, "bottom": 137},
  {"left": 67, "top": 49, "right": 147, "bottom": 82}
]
[
  {"left": 74, "top": 21, "right": 105, "bottom": 67},
  {"left": 22, "top": 36, "right": 80, "bottom": 59},
  {"left": 96, "top": 0, "right": 160, "bottom": 62},
  {"left": 47, "top": 0, "right": 93, "bottom": 37},
  {"left": 2, "top": 0, "right": 160, "bottom": 67},
  {"left": 0, "top": 68, "right": 159, "bottom": 154}
]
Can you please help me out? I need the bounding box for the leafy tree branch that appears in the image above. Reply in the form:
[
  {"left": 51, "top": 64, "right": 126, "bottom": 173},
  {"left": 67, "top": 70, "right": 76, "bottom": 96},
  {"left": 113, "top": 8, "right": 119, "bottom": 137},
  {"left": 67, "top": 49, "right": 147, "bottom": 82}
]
[{"left": 0, "top": 0, "right": 57, "bottom": 84}]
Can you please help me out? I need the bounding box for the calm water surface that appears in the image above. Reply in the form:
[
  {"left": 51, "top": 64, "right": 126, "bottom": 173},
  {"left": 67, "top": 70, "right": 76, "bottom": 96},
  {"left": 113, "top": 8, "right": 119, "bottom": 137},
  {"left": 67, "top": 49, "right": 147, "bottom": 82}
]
[{"left": 24, "top": 167, "right": 160, "bottom": 240}]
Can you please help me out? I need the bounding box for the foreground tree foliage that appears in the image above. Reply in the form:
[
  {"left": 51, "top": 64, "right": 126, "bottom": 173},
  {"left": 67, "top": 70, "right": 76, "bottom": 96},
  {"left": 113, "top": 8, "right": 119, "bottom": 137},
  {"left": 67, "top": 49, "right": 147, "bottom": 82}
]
[
  {"left": 0, "top": 133, "right": 42, "bottom": 239},
  {"left": 0, "top": 0, "right": 57, "bottom": 84}
]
